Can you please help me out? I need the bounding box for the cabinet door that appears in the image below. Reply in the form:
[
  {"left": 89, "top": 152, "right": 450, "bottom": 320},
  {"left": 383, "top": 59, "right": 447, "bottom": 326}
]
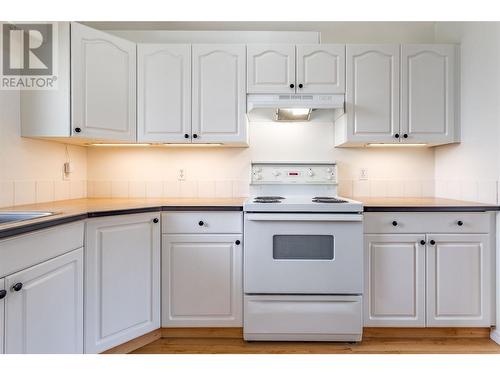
[
  {"left": 4, "top": 248, "right": 83, "bottom": 354},
  {"left": 0, "top": 278, "right": 4, "bottom": 354},
  {"left": 137, "top": 44, "right": 191, "bottom": 143},
  {"left": 345, "top": 45, "right": 400, "bottom": 143},
  {"left": 364, "top": 234, "right": 425, "bottom": 327},
  {"left": 401, "top": 44, "right": 458, "bottom": 144},
  {"left": 427, "top": 234, "right": 491, "bottom": 327},
  {"left": 296, "top": 44, "right": 345, "bottom": 94},
  {"left": 85, "top": 213, "right": 160, "bottom": 353},
  {"left": 247, "top": 44, "right": 295, "bottom": 93},
  {"left": 192, "top": 45, "right": 247, "bottom": 144},
  {"left": 162, "top": 234, "right": 242, "bottom": 327},
  {"left": 71, "top": 22, "right": 136, "bottom": 142}
]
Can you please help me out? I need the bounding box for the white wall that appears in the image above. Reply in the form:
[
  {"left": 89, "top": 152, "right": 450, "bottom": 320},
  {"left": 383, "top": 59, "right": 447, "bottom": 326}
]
[
  {"left": 433, "top": 22, "right": 500, "bottom": 204},
  {"left": 0, "top": 91, "right": 87, "bottom": 207},
  {"left": 86, "top": 21, "right": 437, "bottom": 199}
]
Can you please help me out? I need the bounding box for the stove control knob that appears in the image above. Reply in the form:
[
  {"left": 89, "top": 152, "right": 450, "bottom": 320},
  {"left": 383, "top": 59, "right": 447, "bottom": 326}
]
[
  {"left": 326, "top": 168, "right": 333, "bottom": 173},
  {"left": 254, "top": 167, "right": 262, "bottom": 173},
  {"left": 308, "top": 169, "right": 314, "bottom": 177},
  {"left": 327, "top": 174, "right": 333, "bottom": 180},
  {"left": 255, "top": 174, "right": 262, "bottom": 180},
  {"left": 272, "top": 171, "right": 281, "bottom": 177}
]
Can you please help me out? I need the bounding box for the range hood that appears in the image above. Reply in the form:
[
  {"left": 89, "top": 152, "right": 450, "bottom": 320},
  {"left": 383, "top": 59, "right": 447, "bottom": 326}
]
[{"left": 247, "top": 94, "right": 345, "bottom": 122}]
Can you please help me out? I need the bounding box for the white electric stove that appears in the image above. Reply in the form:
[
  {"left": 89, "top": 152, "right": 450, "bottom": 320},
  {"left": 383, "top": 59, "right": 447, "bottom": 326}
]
[{"left": 243, "top": 162, "right": 364, "bottom": 342}]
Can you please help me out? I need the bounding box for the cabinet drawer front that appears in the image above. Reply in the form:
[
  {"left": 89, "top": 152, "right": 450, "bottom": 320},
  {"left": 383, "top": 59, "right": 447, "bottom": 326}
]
[
  {"left": 364, "top": 212, "right": 491, "bottom": 234},
  {"left": 162, "top": 212, "right": 242, "bottom": 234},
  {"left": 0, "top": 222, "right": 84, "bottom": 278},
  {"left": 244, "top": 295, "right": 362, "bottom": 341}
]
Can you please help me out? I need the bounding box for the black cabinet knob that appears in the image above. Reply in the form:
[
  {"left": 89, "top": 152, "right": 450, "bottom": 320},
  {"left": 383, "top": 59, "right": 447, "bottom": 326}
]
[
  {"left": 193, "top": 134, "right": 198, "bottom": 139},
  {"left": 457, "top": 220, "right": 463, "bottom": 226},
  {"left": 289, "top": 84, "right": 295, "bottom": 88},
  {"left": 394, "top": 133, "right": 400, "bottom": 139},
  {"left": 298, "top": 83, "right": 303, "bottom": 88},
  {"left": 430, "top": 240, "right": 436, "bottom": 245},
  {"left": 403, "top": 134, "right": 408, "bottom": 138},
  {"left": 392, "top": 221, "right": 398, "bottom": 226},
  {"left": 153, "top": 218, "right": 159, "bottom": 223},
  {"left": 0, "top": 290, "right": 6, "bottom": 299},
  {"left": 12, "top": 283, "right": 23, "bottom": 292},
  {"left": 198, "top": 221, "right": 204, "bottom": 226},
  {"left": 184, "top": 134, "right": 189, "bottom": 139},
  {"left": 74, "top": 127, "right": 81, "bottom": 133},
  {"left": 420, "top": 240, "right": 426, "bottom": 245},
  {"left": 235, "top": 240, "right": 241, "bottom": 245}
]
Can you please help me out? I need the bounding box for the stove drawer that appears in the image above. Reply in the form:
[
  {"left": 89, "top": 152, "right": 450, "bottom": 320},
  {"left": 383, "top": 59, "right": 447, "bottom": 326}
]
[
  {"left": 364, "top": 212, "right": 492, "bottom": 234},
  {"left": 244, "top": 295, "right": 362, "bottom": 341},
  {"left": 162, "top": 212, "right": 242, "bottom": 234}
]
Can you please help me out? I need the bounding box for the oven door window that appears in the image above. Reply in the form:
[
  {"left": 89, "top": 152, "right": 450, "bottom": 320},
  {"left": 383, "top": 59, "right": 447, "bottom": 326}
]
[{"left": 272, "top": 235, "right": 334, "bottom": 260}]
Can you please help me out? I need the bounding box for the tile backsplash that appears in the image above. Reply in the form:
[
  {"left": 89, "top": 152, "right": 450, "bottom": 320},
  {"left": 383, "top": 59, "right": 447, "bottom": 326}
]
[{"left": 1, "top": 178, "right": 498, "bottom": 208}]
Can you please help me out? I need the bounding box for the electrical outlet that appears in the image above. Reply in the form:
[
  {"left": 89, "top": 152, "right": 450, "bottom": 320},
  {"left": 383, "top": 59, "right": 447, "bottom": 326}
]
[
  {"left": 62, "top": 162, "right": 73, "bottom": 181},
  {"left": 359, "top": 168, "right": 368, "bottom": 180},
  {"left": 178, "top": 168, "right": 186, "bottom": 181}
]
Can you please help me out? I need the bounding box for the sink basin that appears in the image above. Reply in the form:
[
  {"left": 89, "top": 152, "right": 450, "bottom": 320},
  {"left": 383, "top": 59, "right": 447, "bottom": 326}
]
[{"left": 0, "top": 212, "right": 55, "bottom": 225}]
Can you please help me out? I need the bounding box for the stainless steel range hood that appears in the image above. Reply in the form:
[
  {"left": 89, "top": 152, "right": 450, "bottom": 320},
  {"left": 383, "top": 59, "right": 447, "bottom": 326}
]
[{"left": 246, "top": 94, "right": 345, "bottom": 122}]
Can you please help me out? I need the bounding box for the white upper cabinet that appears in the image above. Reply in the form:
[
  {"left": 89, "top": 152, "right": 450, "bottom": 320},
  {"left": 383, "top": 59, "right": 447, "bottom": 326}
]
[
  {"left": 85, "top": 213, "right": 160, "bottom": 353},
  {"left": 192, "top": 44, "right": 247, "bottom": 144},
  {"left": 427, "top": 234, "right": 491, "bottom": 327},
  {"left": 401, "top": 44, "right": 458, "bottom": 144},
  {"left": 137, "top": 44, "right": 191, "bottom": 143},
  {"left": 296, "top": 44, "right": 345, "bottom": 93},
  {"left": 364, "top": 234, "right": 425, "bottom": 327},
  {"left": 4, "top": 248, "right": 83, "bottom": 354},
  {"left": 247, "top": 44, "right": 295, "bottom": 93},
  {"left": 340, "top": 44, "right": 400, "bottom": 145},
  {"left": 71, "top": 22, "right": 136, "bottom": 142}
]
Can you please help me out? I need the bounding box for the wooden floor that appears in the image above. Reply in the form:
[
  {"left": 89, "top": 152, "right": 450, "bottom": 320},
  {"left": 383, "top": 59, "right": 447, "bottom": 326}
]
[{"left": 131, "top": 337, "right": 500, "bottom": 354}]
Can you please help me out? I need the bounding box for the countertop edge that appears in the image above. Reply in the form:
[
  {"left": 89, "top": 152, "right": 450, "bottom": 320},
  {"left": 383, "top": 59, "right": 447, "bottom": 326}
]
[{"left": 363, "top": 206, "right": 500, "bottom": 212}]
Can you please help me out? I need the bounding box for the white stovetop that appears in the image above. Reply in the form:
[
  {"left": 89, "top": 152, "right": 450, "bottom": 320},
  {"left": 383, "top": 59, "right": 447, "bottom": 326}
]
[{"left": 243, "top": 195, "right": 363, "bottom": 213}]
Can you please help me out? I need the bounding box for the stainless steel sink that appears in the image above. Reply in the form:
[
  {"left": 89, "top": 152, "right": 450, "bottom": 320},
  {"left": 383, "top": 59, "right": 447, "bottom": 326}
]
[{"left": 0, "top": 211, "right": 55, "bottom": 225}]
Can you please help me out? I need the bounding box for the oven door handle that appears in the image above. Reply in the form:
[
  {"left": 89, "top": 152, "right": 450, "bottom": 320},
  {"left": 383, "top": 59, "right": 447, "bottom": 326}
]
[{"left": 245, "top": 213, "right": 363, "bottom": 222}]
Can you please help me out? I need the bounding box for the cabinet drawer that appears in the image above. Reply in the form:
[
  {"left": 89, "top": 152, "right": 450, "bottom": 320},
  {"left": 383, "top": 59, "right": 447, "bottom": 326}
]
[
  {"left": 162, "top": 212, "right": 242, "bottom": 234},
  {"left": 364, "top": 212, "right": 491, "bottom": 234},
  {"left": 0, "top": 222, "right": 84, "bottom": 278}
]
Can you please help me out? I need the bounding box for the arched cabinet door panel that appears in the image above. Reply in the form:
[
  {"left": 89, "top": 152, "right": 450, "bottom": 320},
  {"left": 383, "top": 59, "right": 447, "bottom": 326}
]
[
  {"left": 401, "top": 44, "right": 458, "bottom": 145},
  {"left": 71, "top": 22, "right": 136, "bottom": 142},
  {"left": 247, "top": 44, "right": 295, "bottom": 93},
  {"left": 296, "top": 44, "right": 345, "bottom": 94}
]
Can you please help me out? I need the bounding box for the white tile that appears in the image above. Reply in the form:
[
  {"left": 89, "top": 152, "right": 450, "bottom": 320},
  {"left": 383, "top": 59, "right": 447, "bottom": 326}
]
[
  {"left": 338, "top": 180, "right": 353, "bottom": 198},
  {"left": 421, "top": 180, "right": 434, "bottom": 197},
  {"left": 129, "top": 181, "right": 146, "bottom": 198},
  {"left": 477, "top": 180, "right": 497, "bottom": 204},
  {"left": 14, "top": 181, "right": 37, "bottom": 206},
  {"left": 87, "top": 181, "right": 95, "bottom": 198},
  {"left": 215, "top": 181, "right": 233, "bottom": 198},
  {"left": 92, "top": 181, "right": 111, "bottom": 198},
  {"left": 198, "top": 181, "right": 216, "bottom": 198},
  {"left": 70, "top": 180, "right": 86, "bottom": 199},
  {"left": 111, "top": 181, "right": 129, "bottom": 198},
  {"left": 146, "top": 181, "right": 164, "bottom": 198},
  {"left": 36, "top": 181, "right": 54, "bottom": 203},
  {"left": 385, "top": 181, "right": 404, "bottom": 197},
  {"left": 370, "top": 180, "right": 387, "bottom": 197},
  {"left": 232, "top": 180, "right": 249, "bottom": 198},
  {"left": 403, "top": 180, "right": 422, "bottom": 198},
  {"left": 459, "top": 180, "right": 478, "bottom": 202},
  {"left": 54, "top": 180, "right": 71, "bottom": 201},
  {"left": 180, "top": 181, "right": 198, "bottom": 198},
  {"left": 352, "top": 180, "right": 370, "bottom": 197},
  {"left": 0, "top": 181, "right": 15, "bottom": 208},
  {"left": 164, "top": 181, "right": 180, "bottom": 198},
  {"left": 434, "top": 180, "right": 447, "bottom": 198},
  {"left": 445, "top": 180, "right": 461, "bottom": 200}
]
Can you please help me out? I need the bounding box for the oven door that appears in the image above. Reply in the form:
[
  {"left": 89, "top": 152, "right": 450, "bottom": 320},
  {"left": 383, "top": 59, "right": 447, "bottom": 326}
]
[{"left": 244, "top": 213, "right": 363, "bottom": 294}]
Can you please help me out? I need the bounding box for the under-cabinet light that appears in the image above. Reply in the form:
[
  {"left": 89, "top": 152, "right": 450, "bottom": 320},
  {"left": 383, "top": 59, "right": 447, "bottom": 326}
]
[
  {"left": 366, "top": 143, "right": 428, "bottom": 147},
  {"left": 162, "top": 143, "right": 223, "bottom": 147},
  {"left": 88, "top": 143, "right": 152, "bottom": 147}
]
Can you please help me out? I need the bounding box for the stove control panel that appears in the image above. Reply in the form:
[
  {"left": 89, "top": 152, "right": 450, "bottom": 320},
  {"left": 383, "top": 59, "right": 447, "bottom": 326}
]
[{"left": 251, "top": 163, "right": 337, "bottom": 184}]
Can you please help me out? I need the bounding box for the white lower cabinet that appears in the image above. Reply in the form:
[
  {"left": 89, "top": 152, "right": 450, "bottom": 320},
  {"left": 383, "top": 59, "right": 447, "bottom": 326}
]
[
  {"left": 85, "top": 213, "right": 161, "bottom": 353},
  {"left": 427, "top": 234, "right": 491, "bottom": 327},
  {"left": 0, "top": 278, "right": 5, "bottom": 354},
  {"left": 162, "top": 234, "right": 243, "bottom": 326},
  {"left": 4, "top": 248, "right": 84, "bottom": 354},
  {"left": 364, "top": 234, "right": 425, "bottom": 327},
  {"left": 364, "top": 212, "right": 494, "bottom": 328}
]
